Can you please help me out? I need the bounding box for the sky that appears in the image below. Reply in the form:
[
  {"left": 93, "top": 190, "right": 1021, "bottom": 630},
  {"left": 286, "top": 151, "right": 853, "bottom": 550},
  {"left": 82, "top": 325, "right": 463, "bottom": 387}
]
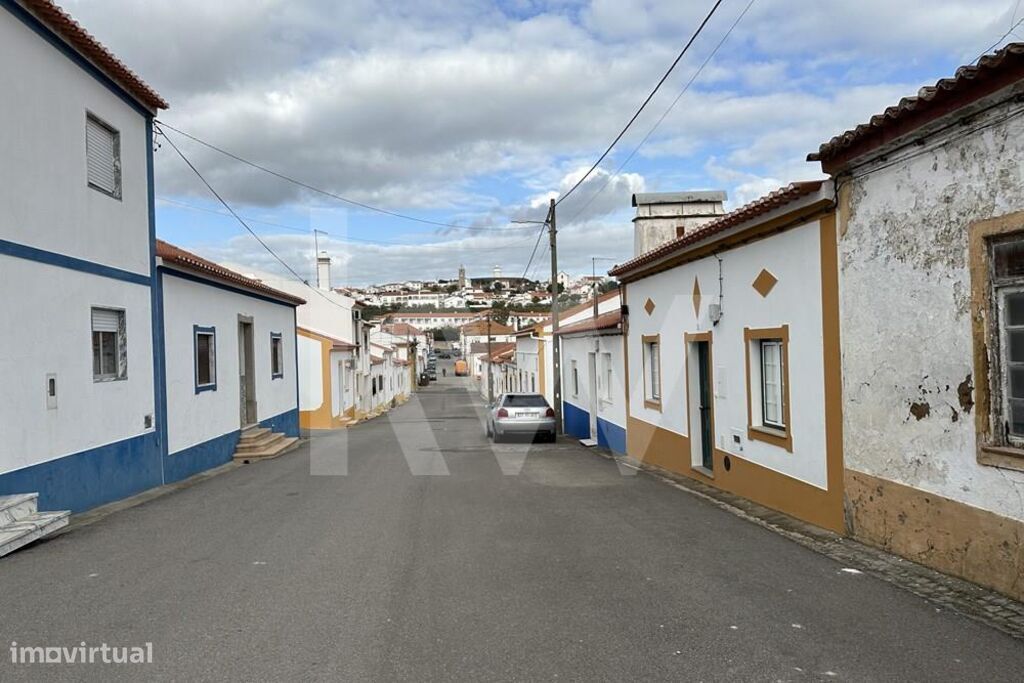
[{"left": 67, "top": 0, "right": 1023, "bottom": 286}]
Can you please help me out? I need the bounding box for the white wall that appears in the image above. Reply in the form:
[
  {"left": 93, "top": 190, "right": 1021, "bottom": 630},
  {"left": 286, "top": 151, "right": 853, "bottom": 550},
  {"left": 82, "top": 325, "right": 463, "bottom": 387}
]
[
  {"left": 0, "top": 257, "right": 155, "bottom": 474},
  {"left": 625, "top": 220, "right": 829, "bottom": 489},
  {"left": 0, "top": 10, "right": 152, "bottom": 277},
  {"left": 561, "top": 333, "right": 626, "bottom": 430},
  {"left": 162, "top": 273, "right": 297, "bottom": 454},
  {"left": 840, "top": 99, "right": 1024, "bottom": 522}
]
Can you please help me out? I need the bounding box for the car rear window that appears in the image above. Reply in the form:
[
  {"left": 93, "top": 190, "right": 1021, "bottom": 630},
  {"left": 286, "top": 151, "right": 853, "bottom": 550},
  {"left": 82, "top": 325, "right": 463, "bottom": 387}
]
[{"left": 503, "top": 395, "right": 548, "bottom": 407}]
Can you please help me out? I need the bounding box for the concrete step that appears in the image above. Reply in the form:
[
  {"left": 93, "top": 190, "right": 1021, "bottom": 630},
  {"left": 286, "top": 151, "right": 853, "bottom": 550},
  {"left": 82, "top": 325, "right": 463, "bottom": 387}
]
[
  {"left": 238, "top": 427, "right": 271, "bottom": 443},
  {"left": 233, "top": 436, "right": 300, "bottom": 463},
  {"left": 0, "top": 493, "right": 38, "bottom": 526},
  {"left": 235, "top": 431, "right": 285, "bottom": 453},
  {"left": 0, "top": 510, "right": 70, "bottom": 558}
]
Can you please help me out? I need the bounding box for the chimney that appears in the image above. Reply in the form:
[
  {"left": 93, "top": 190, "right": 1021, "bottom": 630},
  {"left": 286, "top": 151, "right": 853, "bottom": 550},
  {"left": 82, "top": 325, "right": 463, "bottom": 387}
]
[
  {"left": 316, "top": 251, "right": 332, "bottom": 291},
  {"left": 631, "top": 191, "right": 727, "bottom": 257}
]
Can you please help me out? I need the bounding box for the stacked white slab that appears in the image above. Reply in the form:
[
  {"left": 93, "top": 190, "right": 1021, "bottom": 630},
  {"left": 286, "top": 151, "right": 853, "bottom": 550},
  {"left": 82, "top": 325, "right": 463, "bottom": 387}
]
[{"left": 0, "top": 493, "right": 70, "bottom": 558}]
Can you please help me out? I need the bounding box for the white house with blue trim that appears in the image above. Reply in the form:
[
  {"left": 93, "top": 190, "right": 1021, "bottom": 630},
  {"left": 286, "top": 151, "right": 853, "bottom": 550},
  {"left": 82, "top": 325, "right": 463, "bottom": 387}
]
[
  {"left": 156, "top": 240, "right": 303, "bottom": 477},
  {"left": 0, "top": 0, "right": 169, "bottom": 514},
  {"left": 557, "top": 305, "right": 627, "bottom": 455}
]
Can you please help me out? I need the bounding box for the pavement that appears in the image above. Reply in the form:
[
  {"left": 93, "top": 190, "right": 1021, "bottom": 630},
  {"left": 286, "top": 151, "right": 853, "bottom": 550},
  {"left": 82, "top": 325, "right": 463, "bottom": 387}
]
[{"left": 2, "top": 363, "right": 1024, "bottom": 681}]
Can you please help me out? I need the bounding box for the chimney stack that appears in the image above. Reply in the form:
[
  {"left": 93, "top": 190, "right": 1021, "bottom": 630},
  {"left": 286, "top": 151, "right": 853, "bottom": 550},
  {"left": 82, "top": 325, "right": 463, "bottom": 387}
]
[
  {"left": 631, "top": 191, "right": 727, "bottom": 256},
  {"left": 316, "top": 251, "right": 332, "bottom": 291}
]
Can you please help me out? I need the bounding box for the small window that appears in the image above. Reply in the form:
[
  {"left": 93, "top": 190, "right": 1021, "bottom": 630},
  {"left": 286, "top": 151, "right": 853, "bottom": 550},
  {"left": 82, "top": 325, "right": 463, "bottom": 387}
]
[
  {"left": 760, "top": 339, "right": 785, "bottom": 428},
  {"left": 603, "top": 352, "right": 613, "bottom": 401},
  {"left": 271, "top": 332, "right": 284, "bottom": 379},
  {"left": 643, "top": 336, "right": 661, "bottom": 406},
  {"left": 571, "top": 360, "right": 579, "bottom": 396},
  {"left": 194, "top": 326, "right": 216, "bottom": 393},
  {"left": 92, "top": 307, "right": 126, "bottom": 381},
  {"left": 998, "top": 286, "right": 1024, "bottom": 442},
  {"left": 86, "top": 113, "right": 121, "bottom": 199}
]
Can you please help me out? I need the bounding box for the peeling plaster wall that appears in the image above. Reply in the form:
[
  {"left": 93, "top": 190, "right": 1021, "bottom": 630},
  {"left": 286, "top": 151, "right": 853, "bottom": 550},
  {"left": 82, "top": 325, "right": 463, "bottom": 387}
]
[{"left": 840, "top": 98, "right": 1024, "bottom": 524}]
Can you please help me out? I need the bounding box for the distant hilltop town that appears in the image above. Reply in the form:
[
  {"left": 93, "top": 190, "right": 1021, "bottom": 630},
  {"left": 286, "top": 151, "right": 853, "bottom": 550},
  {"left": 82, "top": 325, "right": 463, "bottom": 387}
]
[{"left": 331, "top": 263, "right": 617, "bottom": 329}]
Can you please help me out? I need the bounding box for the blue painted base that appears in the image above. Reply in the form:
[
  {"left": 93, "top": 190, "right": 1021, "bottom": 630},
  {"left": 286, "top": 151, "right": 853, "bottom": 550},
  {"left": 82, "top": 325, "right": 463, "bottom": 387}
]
[
  {"left": 260, "top": 408, "right": 299, "bottom": 437},
  {"left": 597, "top": 417, "right": 627, "bottom": 455},
  {"left": 563, "top": 401, "right": 591, "bottom": 439},
  {"left": 0, "top": 432, "right": 162, "bottom": 513}
]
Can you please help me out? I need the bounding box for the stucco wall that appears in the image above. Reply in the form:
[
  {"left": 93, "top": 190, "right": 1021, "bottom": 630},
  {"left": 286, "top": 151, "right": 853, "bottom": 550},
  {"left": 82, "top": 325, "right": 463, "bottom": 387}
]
[
  {"left": 0, "top": 256, "right": 156, "bottom": 474},
  {"left": 161, "top": 272, "right": 297, "bottom": 454},
  {"left": 561, "top": 333, "right": 627, "bottom": 439},
  {"left": 840, "top": 98, "right": 1024, "bottom": 522},
  {"left": 0, "top": 9, "right": 151, "bottom": 277},
  {"left": 625, "top": 220, "right": 829, "bottom": 488}
]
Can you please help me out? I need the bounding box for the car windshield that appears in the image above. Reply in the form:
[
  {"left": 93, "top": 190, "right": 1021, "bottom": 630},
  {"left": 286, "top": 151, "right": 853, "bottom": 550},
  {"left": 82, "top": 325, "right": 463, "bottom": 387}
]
[{"left": 503, "top": 395, "right": 548, "bottom": 407}]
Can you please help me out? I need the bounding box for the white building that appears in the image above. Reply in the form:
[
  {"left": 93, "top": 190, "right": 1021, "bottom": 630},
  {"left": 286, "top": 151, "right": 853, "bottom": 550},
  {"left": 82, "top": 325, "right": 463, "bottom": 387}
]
[
  {"left": 809, "top": 43, "right": 1024, "bottom": 600},
  {"left": 0, "top": 0, "right": 169, "bottom": 513},
  {"left": 557, "top": 309, "right": 626, "bottom": 454},
  {"left": 156, "top": 241, "right": 303, "bottom": 478},
  {"left": 610, "top": 181, "right": 844, "bottom": 533}
]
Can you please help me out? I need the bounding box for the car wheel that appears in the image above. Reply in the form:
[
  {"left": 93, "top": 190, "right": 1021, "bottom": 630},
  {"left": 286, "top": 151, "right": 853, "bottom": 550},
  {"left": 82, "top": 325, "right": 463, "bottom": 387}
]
[
  {"left": 493, "top": 430, "right": 503, "bottom": 443},
  {"left": 546, "top": 432, "right": 557, "bottom": 443}
]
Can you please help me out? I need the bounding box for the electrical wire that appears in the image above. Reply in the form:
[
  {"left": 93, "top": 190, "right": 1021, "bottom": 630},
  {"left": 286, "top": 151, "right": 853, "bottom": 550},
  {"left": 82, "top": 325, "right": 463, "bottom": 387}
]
[
  {"left": 563, "top": 0, "right": 756, "bottom": 226},
  {"left": 554, "top": 0, "right": 725, "bottom": 207},
  {"left": 975, "top": 15, "right": 1024, "bottom": 64},
  {"left": 156, "top": 195, "right": 539, "bottom": 250},
  {"left": 519, "top": 224, "right": 548, "bottom": 280},
  {"left": 155, "top": 120, "right": 534, "bottom": 233}
]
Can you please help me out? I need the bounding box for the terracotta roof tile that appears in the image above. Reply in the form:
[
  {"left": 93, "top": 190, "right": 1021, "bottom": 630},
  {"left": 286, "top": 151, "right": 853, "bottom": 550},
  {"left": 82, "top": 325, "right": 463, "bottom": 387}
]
[
  {"left": 809, "top": 42, "right": 1024, "bottom": 170},
  {"left": 22, "top": 0, "right": 168, "bottom": 111},
  {"left": 297, "top": 327, "right": 356, "bottom": 350},
  {"left": 554, "top": 309, "right": 622, "bottom": 336},
  {"left": 156, "top": 240, "right": 305, "bottom": 305},
  {"left": 609, "top": 182, "right": 825, "bottom": 278}
]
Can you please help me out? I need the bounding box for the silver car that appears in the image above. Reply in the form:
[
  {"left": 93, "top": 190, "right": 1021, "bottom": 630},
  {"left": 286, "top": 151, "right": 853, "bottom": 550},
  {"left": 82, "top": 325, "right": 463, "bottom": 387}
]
[{"left": 486, "top": 393, "right": 557, "bottom": 443}]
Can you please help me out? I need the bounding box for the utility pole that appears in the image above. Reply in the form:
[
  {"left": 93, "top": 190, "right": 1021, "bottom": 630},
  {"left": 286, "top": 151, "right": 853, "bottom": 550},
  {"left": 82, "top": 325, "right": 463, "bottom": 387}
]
[
  {"left": 548, "top": 198, "right": 562, "bottom": 433},
  {"left": 486, "top": 311, "right": 494, "bottom": 405}
]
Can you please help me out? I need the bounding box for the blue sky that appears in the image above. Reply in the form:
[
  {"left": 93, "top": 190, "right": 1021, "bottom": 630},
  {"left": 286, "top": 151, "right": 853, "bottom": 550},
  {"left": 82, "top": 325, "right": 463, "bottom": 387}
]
[{"left": 68, "top": 0, "right": 1022, "bottom": 285}]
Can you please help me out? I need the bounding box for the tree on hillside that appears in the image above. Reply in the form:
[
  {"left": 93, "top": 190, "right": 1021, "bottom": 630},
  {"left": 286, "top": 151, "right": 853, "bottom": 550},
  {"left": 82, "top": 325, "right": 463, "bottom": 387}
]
[
  {"left": 434, "top": 325, "right": 461, "bottom": 342},
  {"left": 488, "top": 301, "right": 510, "bottom": 326}
]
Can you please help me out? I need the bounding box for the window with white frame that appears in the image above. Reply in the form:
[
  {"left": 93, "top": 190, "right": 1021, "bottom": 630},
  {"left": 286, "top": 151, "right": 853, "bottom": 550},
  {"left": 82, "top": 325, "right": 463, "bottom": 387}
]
[
  {"left": 643, "top": 336, "right": 661, "bottom": 405},
  {"left": 602, "top": 352, "right": 613, "bottom": 401},
  {"left": 571, "top": 360, "right": 579, "bottom": 396},
  {"left": 86, "top": 113, "right": 121, "bottom": 199},
  {"left": 760, "top": 339, "right": 785, "bottom": 428},
  {"left": 992, "top": 237, "right": 1024, "bottom": 443},
  {"left": 92, "top": 307, "right": 126, "bottom": 381},
  {"left": 271, "top": 332, "right": 284, "bottom": 379},
  {"left": 194, "top": 326, "right": 216, "bottom": 392}
]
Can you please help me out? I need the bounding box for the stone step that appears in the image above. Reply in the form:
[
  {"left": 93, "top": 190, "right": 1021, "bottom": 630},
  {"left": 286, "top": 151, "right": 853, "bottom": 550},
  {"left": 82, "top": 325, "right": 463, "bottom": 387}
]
[
  {"left": 234, "top": 436, "right": 300, "bottom": 464},
  {"left": 0, "top": 510, "right": 70, "bottom": 558},
  {"left": 0, "top": 493, "right": 38, "bottom": 526},
  {"left": 235, "top": 431, "right": 285, "bottom": 453},
  {"left": 238, "top": 427, "right": 271, "bottom": 443}
]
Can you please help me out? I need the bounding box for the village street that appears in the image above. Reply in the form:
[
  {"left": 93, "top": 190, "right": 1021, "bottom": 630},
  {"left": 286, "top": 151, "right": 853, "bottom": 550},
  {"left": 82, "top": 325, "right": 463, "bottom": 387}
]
[{"left": 0, "top": 364, "right": 1022, "bottom": 682}]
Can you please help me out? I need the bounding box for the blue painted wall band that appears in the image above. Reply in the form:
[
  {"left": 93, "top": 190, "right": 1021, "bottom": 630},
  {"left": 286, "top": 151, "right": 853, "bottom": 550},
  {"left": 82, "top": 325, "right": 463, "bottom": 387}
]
[{"left": 0, "top": 239, "right": 151, "bottom": 286}]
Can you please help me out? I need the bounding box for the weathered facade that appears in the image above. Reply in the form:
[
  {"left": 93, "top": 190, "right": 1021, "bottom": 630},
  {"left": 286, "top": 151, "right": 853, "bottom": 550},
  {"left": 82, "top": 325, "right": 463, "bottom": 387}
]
[{"left": 810, "top": 43, "right": 1024, "bottom": 599}]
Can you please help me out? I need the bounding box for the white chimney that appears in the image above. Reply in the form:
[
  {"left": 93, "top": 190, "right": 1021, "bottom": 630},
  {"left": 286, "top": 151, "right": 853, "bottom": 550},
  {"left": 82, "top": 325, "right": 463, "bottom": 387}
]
[
  {"left": 316, "top": 251, "right": 332, "bottom": 291},
  {"left": 493, "top": 264, "right": 502, "bottom": 279},
  {"left": 632, "top": 191, "right": 727, "bottom": 256}
]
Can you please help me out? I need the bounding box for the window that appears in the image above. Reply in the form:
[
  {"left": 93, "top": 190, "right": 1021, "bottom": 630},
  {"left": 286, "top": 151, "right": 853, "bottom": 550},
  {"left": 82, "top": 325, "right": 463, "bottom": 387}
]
[
  {"left": 602, "top": 352, "right": 613, "bottom": 401},
  {"left": 642, "top": 335, "right": 661, "bottom": 408},
  {"left": 86, "top": 114, "right": 121, "bottom": 199},
  {"left": 571, "top": 360, "right": 579, "bottom": 396},
  {"left": 760, "top": 340, "right": 785, "bottom": 428},
  {"left": 194, "top": 326, "right": 216, "bottom": 393},
  {"left": 271, "top": 332, "right": 284, "bottom": 379},
  {"left": 992, "top": 237, "right": 1024, "bottom": 444},
  {"left": 744, "top": 326, "right": 792, "bottom": 452},
  {"left": 92, "top": 307, "right": 126, "bottom": 381}
]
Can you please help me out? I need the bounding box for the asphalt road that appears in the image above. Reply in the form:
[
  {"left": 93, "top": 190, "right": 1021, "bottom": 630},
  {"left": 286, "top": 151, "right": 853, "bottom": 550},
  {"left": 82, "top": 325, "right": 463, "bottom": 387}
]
[{"left": 2, "top": 364, "right": 1023, "bottom": 681}]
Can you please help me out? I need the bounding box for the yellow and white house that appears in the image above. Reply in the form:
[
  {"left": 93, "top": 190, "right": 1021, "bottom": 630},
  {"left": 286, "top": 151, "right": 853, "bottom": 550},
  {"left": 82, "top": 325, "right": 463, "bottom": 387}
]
[{"left": 610, "top": 181, "right": 845, "bottom": 532}]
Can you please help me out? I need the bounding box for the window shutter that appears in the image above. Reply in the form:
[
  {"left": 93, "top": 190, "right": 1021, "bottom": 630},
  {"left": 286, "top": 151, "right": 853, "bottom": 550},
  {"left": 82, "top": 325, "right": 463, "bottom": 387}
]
[
  {"left": 86, "top": 117, "right": 118, "bottom": 194},
  {"left": 92, "top": 308, "right": 120, "bottom": 332}
]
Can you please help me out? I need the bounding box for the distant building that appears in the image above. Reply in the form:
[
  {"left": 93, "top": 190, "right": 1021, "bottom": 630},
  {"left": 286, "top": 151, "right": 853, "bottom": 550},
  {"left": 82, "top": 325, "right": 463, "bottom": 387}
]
[{"left": 631, "top": 191, "right": 727, "bottom": 256}]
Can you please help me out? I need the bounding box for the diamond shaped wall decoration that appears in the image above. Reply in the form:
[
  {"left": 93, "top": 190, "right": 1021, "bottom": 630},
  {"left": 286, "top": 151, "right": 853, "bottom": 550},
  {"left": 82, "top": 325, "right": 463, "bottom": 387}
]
[
  {"left": 644, "top": 298, "right": 656, "bottom": 315},
  {"left": 752, "top": 269, "right": 778, "bottom": 298},
  {"left": 692, "top": 277, "right": 702, "bottom": 317}
]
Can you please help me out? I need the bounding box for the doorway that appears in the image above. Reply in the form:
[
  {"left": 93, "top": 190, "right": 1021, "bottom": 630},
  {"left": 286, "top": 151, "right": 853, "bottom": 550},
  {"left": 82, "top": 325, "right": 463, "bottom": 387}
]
[
  {"left": 238, "top": 319, "right": 257, "bottom": 427},
  {"left": 587, "top": 352, "right": 598, "bottom": 441},
  {"left": 686, "top": 333, "right": 714, "bottom": 472}
]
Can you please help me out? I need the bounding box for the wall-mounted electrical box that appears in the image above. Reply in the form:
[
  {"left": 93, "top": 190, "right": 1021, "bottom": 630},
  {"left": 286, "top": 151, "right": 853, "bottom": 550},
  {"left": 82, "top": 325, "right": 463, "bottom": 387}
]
[{"left": 46, "top": 373, "right": 57, "bottom": 409}]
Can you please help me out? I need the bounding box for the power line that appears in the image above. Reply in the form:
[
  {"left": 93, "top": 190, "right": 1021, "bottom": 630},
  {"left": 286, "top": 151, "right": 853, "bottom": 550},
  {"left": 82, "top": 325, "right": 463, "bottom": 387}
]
[
  {"left": 563, "top": 0, "right": 756, "bottom": 226},
  {"left": 155, "top": 124, "right": 355, "bottom": 311},
  {"left": 554, "top": 0, "right": 725, "bottom": 207},
  {"left": 155, "top": 120, "right": 534, "bottom": 233},
  {"left": 975, "top": 15, "right": 1024, "bottom": 63},
  {"left": 520, "top": 224, "right": 548, "bottom": 279},
  {"left": 157, "top": 195, "right": 539, "bottom": 250}
]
